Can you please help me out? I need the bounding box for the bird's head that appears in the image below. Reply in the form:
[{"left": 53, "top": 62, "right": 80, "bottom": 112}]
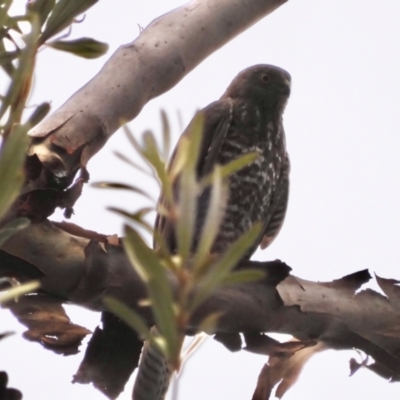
[{"left": 223, "top": 64, "right": 291, "bottom": 113}]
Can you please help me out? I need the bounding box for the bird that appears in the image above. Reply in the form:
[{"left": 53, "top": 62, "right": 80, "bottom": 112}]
[{"left": 155, "top": 64, "right": 291, "bottom": 258}]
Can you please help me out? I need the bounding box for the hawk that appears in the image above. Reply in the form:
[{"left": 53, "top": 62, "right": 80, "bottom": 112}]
[{"left": 155, "top": 64, "right": 291, "bottom": 258}]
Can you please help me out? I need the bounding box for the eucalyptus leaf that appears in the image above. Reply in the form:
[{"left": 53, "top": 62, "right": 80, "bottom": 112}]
[
  {"left": 190, "top": 223, "right": 262, "bottom": 311},
  {"left": 0, "top": 1, "right": 13, "bottom": 30},
  {"left": 113, "top": 150, "right": 153, "bottom": 176},
  {"left": 103, "top": 296, "right": 151, "bottom": 340},
  {"left": 40, "top": 0, "right": 98, "bottom": 44},
  {"left": 0, "top": 14, "right": 39, "bottom": 123},
  {"left": 123, "top": 125, "right": 144, "bottom": 156},
  {"left": 107, "top": 207, "right": 154, "bottom": 233},
  {"left": 93, "top": 182, "right": 154, "bottom": 201},
  {"left": 0, "top": 125, "right": 29, "bottom": 221},
  {"left": 200, "top": 152, "right": 258, "bottom": 189},
  {"left": 192, "top": 166, "right": 227, "bottom": 272},
  {"left": 0, "top": 45, "right": 16, "bottom": 77},
  {"left": 0, "top": 281, "right": 41, "bottom": 304},
  {"left": 141, "top": 130, "right": 174, "bottom": 206},
  {"left": 48, "top": 37, "right": 108, "bottom": 59},
  {"left": 27, "top": 0, "right": 56, "bottom": 27},
  {"left": 0, "top": 50, "right": 18, "bottom": 65},
  {"left": 0, "top": 217, "right": 30, "bottom": 246},
  {"left": 174, "top": 113, "right": 205, "bottom": 260},
  {"left": 160, "top": 109, "right": 171, "bottom": 161},
  {"left": 123, "top": 225, "right": 179, "bottom": 359},
  {"left": 176, "top": 167, "right": 196, "bottom": 262},
  {"left": 26, "top": 102, "right": 51, "bottom": 127},
  {"left": 197, "top": 312, "right": 223, "bottom": 335}
]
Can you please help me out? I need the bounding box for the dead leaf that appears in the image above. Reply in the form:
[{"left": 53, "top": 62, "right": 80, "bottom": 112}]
[
  {"left": 252, "top": 340, "right": 326, "bottom": 400},
  {"left": 5, "top": 293, "right": 91, "bottom": 355}
]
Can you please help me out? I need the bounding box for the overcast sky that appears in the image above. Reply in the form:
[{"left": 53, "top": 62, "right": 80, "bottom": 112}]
[{"left": 2, "top": 1, "right": 400, "bottom": 399}]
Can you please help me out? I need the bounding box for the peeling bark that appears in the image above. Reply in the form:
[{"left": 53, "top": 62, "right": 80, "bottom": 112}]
[{"left": 2, "top": 221, "right": 400, "bottom": 381}]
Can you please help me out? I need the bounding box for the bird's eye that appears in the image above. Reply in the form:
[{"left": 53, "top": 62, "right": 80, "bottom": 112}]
[{"left": 260, "top": 74, "right": 270, "bottom": 83}]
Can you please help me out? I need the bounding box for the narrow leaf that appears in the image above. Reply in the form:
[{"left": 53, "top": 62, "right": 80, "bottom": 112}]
[
  {"left": 0, "top": 14, "right": 39, "bottom": 123},
  {"left": 160, "top": 109, "right": 171, "bottom": 161},
  {"left": 103, "top": 297, "right": 151, "bottom": 340},
  {"left": 185, "top": 112, "right": 203, "bottom": 170},
  {"left": 47, "top": 37, "right": 108, "bottom": 59},
  {"left": 200, "top": 152, "right": 259, "bottom": 189},
  {"left": 0, "top": 41, "right": 15, "bottom": 77},
  {"left": 222, "top": 269, "right": 265, "bottom": 286},
  {"left": 141, "top": 130, "right": 174, "bottom": 206},
  {"left": 40, "top": 0, "right": 98, "bottom": 44},
  {"left": 123, "top": 125, "right": 144, "bottom": 156},
  {"left": 107, "top": 207, "right": 154, "bottom": 233},
  {"left": 113, "top": 150, "right": 153, "bottom": 176},
  {"left": 192, "top": 166, "right": 227, "bottom": 272},
  {"left": 0, "top": 125, "right": 29, "bottom": 220},
  {"left": 26, "top": 102, "right": 51, "bottom": 127},
  {"left": 0, "top": 50, "right": 18, "bottom": 65},
  {"left": 175, "top": 167, "right": 197, "bottom": 261},
  {"left": 27, "top": 0, "right": 56, "bottom": 27},
  {"left": 92, "top": 182, "right": 154, "bottom": 201},
  {"left": 190, "top": 223, "right": 262, "bottom": 311},
  {"left": 123, "top": 225, "right": 179, "bottom": 358},
  {"left": 197, "top": 313, "right": 223, "bottom": 335},
  {"left": 0, "top": 281, "right": 41, "bottom": 304}
]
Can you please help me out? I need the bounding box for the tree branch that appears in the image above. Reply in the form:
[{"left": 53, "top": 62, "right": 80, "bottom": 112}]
[{"left": 2, "top": 221, "right": 400, "bottom": 378}]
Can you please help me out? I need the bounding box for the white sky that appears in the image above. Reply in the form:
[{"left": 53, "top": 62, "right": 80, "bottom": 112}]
[{"left": 1, "top": 1, "right": 400, "bottom": 399}]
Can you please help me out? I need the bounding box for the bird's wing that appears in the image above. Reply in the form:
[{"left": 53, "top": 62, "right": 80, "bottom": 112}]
[
  {"left": 154, "top": 99, "right": 233, "bottom": 252},
  {"left": 259, "top": 153, "right": 290, "bottom": 250}
]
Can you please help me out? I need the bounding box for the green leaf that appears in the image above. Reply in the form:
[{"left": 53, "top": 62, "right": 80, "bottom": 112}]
[
  {"left": 192, "top": 166, "right": 227, "bottom": 272},
  {"left": 183, "top": 112, "right": 203, "bottom": 171},
  {"left": 113, "top": 150, "right": 153, "bottom": 176},
  {"left": 25, "top": 102, "right": 51, "bottom": 127},
  {"left": 107, "top": 207, "right": 154, "bottom": 233},
  {"left": 141, "top": 130, "right": 174, "bottom": 206},
  {"left": 27, "top": 0, "right": 56, "bottom": 27},
  {"left": 0, "top": 125, "right": 29, "bottom": 220},
  {"left": 0, "top": 49, "right": 18, "bottom": 77},
  {"left": 123, "top": 125, "right": 144, "bottom": 156},
  {"left": 190, "top": 223, "right": 262, "bottom": 311},
  {"left": 0, "top": 217, "right": 30, "bottom": 246},
  {"left": 221, "top": 269, "right": 265, "bottom": 285},
  {"left": 200, "top": 152, "right": 259, "bottom": 189},
  {"left": 103, "top": 297, "right": 151, "bottom": 340},
  {"left": 92, "top": 182, "right": 154, "bottom": 201},
  {"left": 176, "top": 167, "right": 196, "bottom": 262},
  {"left": 47, "top": 37, "right": 108, "bottom": 59},
  {"left": 0, "top": 50, "right": 18, "bottom": 64},
  {"left": 0, "top": 1, "right": 13, "bottom": 30},
  {"left": 40, "top": 0, "right": 98, "bottom": 44},
  {"left": 0, "top": 281, "right": 41, "bottom": 304},
  {"left": 174, "top": 113, "right": 205, "bottom": 260},
  {"left": 0, "top": 14, "right": 40, "bottom": 123},
  {"left": 123, "top": 225, "right": 179, "bottom": 359},
  {"left": 160, "top": 109, "right": 171, "bottom": 161},
  {"left": 197, "top": 312, "right": 222, "bottom": 335}
]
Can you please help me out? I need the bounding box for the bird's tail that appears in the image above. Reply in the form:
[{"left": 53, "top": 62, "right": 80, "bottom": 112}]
[{"left": 133, "top": 331, "right": 172, "bottom": 400}]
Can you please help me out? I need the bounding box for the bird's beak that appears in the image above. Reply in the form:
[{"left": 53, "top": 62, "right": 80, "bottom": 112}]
[{"left": 280, "top": 79, "right": 291, "bottom": 96}]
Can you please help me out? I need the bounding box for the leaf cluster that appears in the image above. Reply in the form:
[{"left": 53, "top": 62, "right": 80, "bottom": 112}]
[
  {"left": 102, "top": 111, "right": 265, "bottom": 371},
  {"left": 0, "top": 0, "right": 105, "bottom": 313}
]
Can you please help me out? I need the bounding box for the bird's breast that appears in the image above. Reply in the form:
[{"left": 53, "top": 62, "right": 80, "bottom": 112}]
[{"left": 208, "top": 119, "right": 286, "bottom": 253}]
